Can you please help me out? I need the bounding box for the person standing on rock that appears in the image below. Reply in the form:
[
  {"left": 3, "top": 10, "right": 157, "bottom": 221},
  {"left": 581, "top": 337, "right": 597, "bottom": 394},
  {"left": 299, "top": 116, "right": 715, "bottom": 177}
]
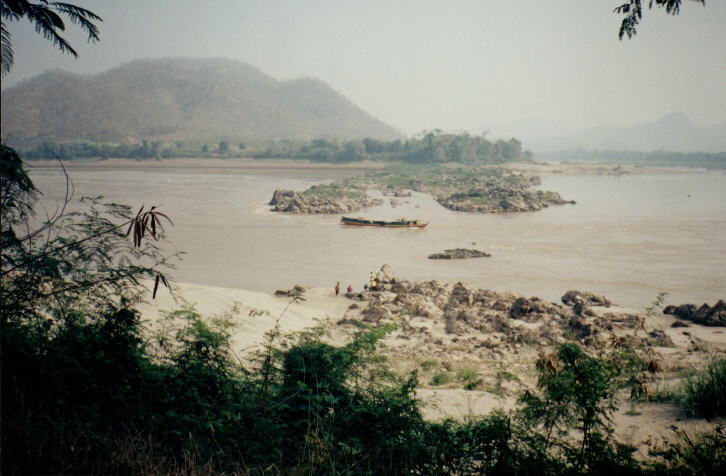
[
  {"left": 347, "top": 284, "right": 353, "bottom": 293},
  {"left": 335, "top": 281, "right": 340, "bottom": 296}
]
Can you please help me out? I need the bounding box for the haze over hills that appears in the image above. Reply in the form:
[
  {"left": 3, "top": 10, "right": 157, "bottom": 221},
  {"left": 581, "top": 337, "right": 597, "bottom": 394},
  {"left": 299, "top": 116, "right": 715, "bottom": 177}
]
[
  {"left": 0, "top": 58, "right": 401, "bottom": 147},
  {"left": 492, "top": 112, "right": 726, "bottom": 154}
]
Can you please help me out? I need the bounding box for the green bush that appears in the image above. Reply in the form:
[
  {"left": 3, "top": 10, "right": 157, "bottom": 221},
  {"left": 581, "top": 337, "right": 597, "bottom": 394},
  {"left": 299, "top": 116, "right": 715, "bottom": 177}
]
[
  {"left": 647, "top": 426, "right": 726, "bottom": 475},
  {"left": 429, "top": 371, "right": 454, "bottom": 386},
  {"left": 518, "top": 343, "right": 632, "bottom": 474},
  {"left": 684, "top": 359, "right": 726, "bottom": 419},
  {"left": 648, "top": 384, "right": 684, "bottom": 404},
  {"left": 420, "top": 359, "right": 438, "bottom": 371}
]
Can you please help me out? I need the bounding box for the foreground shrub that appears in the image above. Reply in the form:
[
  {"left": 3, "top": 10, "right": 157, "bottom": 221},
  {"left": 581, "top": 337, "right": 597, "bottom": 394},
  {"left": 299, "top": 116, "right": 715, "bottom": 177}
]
[
  {"left": 519, "top": 343, "right": 639, "bottom": 474},
  {"left": 684, "top": 358, "right": 726, "bottom": 419},
  {"left": 647, "top": 425, "right": 726, "bottom": 476}
]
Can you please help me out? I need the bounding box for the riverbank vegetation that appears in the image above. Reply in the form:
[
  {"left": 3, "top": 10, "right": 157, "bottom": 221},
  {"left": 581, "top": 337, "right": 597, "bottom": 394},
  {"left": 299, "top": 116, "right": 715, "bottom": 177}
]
[
  {"left": 19, "top": 139, "right": 726, "bottom": 171},
  {"left": 16, "top": 131, "right": 533, "bottom": 165}
]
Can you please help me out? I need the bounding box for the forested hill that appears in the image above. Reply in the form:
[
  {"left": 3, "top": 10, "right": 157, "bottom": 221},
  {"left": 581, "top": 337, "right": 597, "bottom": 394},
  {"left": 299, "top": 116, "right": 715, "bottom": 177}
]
[{"left": 0, "top": 58, "right": 401, "bottom": 147}]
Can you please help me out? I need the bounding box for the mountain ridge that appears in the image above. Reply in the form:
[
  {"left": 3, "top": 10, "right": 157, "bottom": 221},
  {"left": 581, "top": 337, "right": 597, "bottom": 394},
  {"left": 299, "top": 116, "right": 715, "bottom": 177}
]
[
  {"left": 522, "top": 112, "right": 725, "bottom": 154},
  {"left": 0, "top": 58, "right": 401, "bottom": 146}
]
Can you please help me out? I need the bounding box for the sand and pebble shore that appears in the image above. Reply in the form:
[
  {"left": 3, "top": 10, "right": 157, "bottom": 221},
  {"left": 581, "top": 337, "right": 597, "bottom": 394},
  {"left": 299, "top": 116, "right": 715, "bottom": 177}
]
[{"left": 138, "top": 268, "right": 725, "bottom": 456}]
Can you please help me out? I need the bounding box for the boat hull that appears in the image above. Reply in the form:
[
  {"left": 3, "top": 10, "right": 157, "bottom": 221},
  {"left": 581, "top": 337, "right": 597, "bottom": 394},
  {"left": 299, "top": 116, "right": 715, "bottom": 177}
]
[{"left": 341, "top": 217, "right": 427, "bottom": 228}]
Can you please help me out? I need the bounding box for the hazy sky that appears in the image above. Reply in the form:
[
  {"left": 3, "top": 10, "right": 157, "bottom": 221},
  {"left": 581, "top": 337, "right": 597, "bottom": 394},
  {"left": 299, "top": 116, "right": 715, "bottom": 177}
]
[{"left": 3, "top": 0, "right": 725, "bottom": 136}]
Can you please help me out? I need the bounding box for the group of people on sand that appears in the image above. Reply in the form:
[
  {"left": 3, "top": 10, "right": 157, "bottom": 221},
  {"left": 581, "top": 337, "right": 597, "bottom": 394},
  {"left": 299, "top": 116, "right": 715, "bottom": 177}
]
[
  {"left": 335, "top": 271, "right": 383, "bottom": 296},
  {"left": 367, "top": 271, "right": 382, "bottom": 291},
  {"left": 334, "top": 281, "right": 353, "bottom": 296}
]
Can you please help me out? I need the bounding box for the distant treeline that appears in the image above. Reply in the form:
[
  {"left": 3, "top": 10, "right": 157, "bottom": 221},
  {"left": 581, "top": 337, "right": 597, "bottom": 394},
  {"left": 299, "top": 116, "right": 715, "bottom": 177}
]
[
  {"left": 544, "top": 148, "right": 726, "bottom": 169},
  {"left": 253, "top": 133, "right": 532, "bottom": 164},
  {"left": 18, "top": 132, "right": 533, "bottom": 164},
  {"left": 18, "top": 139, "right": 249, "bottom": 160}
]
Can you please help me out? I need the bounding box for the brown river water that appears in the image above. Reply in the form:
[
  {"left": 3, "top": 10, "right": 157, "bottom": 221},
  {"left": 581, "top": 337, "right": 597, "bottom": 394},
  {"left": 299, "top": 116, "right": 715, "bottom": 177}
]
[{"left": 28, "top": 164, "right": 726, "bottom": 309}]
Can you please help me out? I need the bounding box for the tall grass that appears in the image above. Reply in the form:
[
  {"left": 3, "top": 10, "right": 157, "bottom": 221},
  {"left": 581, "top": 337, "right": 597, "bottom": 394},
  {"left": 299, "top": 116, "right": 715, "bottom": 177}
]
[{"left": 684, "top": 359, "right": 726, "bottom": 419}]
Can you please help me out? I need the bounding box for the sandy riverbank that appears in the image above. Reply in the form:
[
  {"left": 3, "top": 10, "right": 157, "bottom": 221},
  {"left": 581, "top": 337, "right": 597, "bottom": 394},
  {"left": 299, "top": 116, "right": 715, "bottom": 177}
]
[
  {"left": 139, "top": 279, "right": 725, "bottom": 456},
  {"left": 138, "top": 281, "right": 352, "bottom": 352}
]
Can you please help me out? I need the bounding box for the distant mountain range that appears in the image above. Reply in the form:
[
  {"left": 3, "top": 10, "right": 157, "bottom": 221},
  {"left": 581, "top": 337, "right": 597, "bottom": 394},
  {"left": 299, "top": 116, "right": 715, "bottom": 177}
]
[
  {"left": 0, "top": 58, "right": 400, "bottom": 147},
  {"left": 492, "top": 112, "right": 726, "bottom": 154}
]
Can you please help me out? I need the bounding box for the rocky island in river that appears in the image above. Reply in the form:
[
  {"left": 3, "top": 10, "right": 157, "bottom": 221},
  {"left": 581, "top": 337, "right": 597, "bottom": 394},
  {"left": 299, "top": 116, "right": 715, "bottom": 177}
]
[
  {"left": 269, "top": 165, "right": 575, "bottom": 214},
  {"left": 269, "top": 185, "right": 383, "bottom": 213}
]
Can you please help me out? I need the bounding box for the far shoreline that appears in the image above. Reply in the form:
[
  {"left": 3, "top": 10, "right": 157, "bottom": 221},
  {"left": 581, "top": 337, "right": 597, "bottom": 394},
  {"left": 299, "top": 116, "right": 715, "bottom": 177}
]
[
  {"left": 24, "top": 157, "right": 386, "bottom": 173},
  {"left": 22, "top": 156, "right": 707, "bottom": 176}
]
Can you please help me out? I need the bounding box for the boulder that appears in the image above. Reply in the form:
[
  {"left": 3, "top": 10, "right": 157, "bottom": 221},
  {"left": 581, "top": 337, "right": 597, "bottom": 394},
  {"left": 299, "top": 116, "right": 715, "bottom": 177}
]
[
  {"left": 663, "top": 300, "right": 726, "bottom": 327},
  {"left": 275, "top": 285, "right": 306, "bottom": 297},
  {"left": 567, "top": 315, "right": 595, "bottom": 339},
  {"left": 510, "top": 297, "right": 534, "bottom": 319},
  {"left": 509, "top": 297, "right": 555, "bottom": 320},
  {"left": 379, "top": 264, "right": 396, "bottom": 283},
  {"left": 390, "top": 279, "right": 411, "bottom": 294},
  {"left": 447, "top": 282, "right": 474, "bottom": 307},
  {"left": 428, "top": 248, "right": 492, "bottom": 260},
  {"left": 561, "top": 290, "right": 612, "bottom": 307},
  {"left": 647, "top": 329, "right": 674, "bottom": 347},
  {"left": 362, "top": 304, "right": 387, "bottom": 324}
]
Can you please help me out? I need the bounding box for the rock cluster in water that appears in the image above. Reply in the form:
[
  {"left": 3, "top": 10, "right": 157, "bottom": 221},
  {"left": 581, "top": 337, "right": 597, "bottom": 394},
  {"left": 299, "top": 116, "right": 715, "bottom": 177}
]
[
  {"left": 269, "top": 189, "right": 383, "bottom": 214},
  {"left": 434, "top": 184, "right": 575, "bottom": 213},
  {"left": 664, "top": 300, "right": 726, "bottom": 327},
  {"left": 428, "top": 249, "right": 491, "bottom": 260},
  {"left": 370, "top": 171, "right": 575, "bottom": 213}
]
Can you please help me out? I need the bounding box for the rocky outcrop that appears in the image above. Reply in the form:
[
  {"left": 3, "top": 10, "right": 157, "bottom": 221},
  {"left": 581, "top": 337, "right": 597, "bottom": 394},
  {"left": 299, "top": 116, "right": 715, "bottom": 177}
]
[
  {"left": 561, "top": 290, "right": 612, "bottom": 307},
  {"left": 340, "top": 275, "right": 631, "bottom": 353},
  {"left": 646, "top": 330, "right": 674, "bottom": 347},
  {"left": 428, "top": 248, "right": 491, "bottom": 260},
  {"left": 663, "top": 300, "right": 726, "bottom": 327},
  {"left": 362, "top": 303, "right": 387, "bottom": 323},
  {"left": 269, "top": 189, "right": 382, "bottom": 214},
  {"left": 509, "top": 296, "right": 564, "bottom": 321},
  {"left": 435, "top": 186, "right": 575, "bottom": 214},
  {"left": 274, "top": 284, "right": 306, "bottom": 297},
  {"left": 378, "top": 264, "right": 396, "bottom": 283}
]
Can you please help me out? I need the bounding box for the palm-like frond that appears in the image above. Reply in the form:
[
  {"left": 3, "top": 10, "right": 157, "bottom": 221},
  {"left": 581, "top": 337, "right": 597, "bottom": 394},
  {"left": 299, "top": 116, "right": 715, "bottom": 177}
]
[
  {"left": 24, "top": 3, "right": 77, "bottom": 57},
  {"left": 614, "top": 0, "right": 644, "bottom": 39},
  {"left": 1, "top": 22, "right": 13, "bottom": 76},
  {"left": 615, "top": 0, "right": 705, "bottom": 40},
  {"left": 51, "top": 2, "right": 101, "bottom": 42},
  {"left": 1, "top": 0, "right": 29, "bottom": 19},
  {"left": 0, "top": 0, "right": 102, "bottom": 76}
]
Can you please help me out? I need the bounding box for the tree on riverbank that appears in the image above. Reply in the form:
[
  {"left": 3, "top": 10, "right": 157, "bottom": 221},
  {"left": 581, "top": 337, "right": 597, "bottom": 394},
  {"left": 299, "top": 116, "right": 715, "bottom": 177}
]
[{"left": 253, "top": 132, "right": 533, "bottom": 164}]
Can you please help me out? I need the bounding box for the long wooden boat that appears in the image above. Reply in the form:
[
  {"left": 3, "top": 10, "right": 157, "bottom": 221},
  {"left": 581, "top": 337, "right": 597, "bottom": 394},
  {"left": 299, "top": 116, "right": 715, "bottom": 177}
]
[{"left": 341, "top": 216, "right": 428, "bottom": 228}]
